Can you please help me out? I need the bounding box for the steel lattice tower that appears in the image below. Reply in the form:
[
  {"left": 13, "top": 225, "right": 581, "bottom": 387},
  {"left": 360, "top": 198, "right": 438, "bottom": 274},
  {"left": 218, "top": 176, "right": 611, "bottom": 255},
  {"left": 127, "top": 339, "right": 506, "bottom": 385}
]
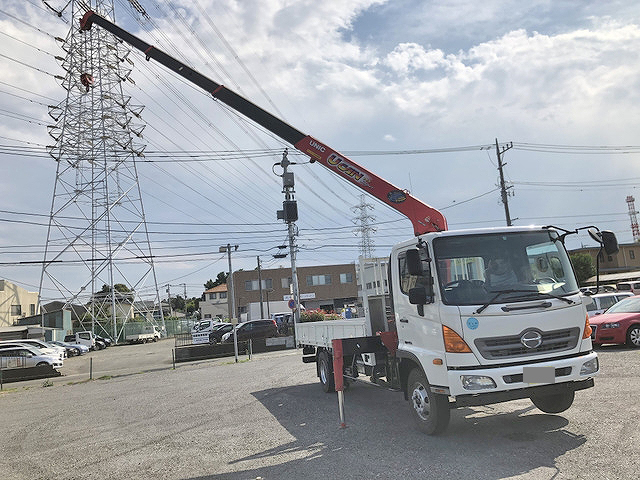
[
  {"left": 627, "top": 195, "right": 640, "bottom": 242},
  {"left": 352, "top": 194, "right": 377, "bottom": 258},
  {"left": 40, "top": 0, "right": 164, "bottom": 342}
]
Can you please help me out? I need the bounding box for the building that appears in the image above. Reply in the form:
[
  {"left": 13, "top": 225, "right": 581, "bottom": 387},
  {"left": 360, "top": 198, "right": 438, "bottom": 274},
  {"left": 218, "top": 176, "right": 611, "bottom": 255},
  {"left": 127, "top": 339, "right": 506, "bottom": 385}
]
[
  {"left": 231, "top": 263, "right": 358, "bottom": 318},
  {"left": 570, "top": 242, "right": 640, "bottom": 285},
  {"left": 200, "top": 284, "right": 229, "bottom": 320},
  {"left": 0, "top": 279, "right": 39, "bottom": 328}
]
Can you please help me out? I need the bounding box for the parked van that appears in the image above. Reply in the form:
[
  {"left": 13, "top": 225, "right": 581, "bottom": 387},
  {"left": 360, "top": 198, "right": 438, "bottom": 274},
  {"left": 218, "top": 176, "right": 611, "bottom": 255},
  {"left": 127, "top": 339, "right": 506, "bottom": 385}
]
[
  {"left": 615, "top": 281, "right": 640, "bottom": 294},
  {"left": 585, "top": 292, "right": 634, "bottom": 317}
]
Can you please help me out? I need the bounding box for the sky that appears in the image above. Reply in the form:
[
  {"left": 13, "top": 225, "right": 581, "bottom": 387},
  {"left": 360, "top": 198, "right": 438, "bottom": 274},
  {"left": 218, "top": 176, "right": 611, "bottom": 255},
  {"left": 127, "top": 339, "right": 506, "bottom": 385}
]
[{"left": 2, "top": 0, "right": 640, "bottom": 304}]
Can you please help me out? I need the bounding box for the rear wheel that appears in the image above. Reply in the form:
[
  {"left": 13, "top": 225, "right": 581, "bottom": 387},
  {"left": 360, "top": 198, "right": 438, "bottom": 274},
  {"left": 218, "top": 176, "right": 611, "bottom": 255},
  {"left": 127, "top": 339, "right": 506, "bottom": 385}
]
[
  {"left": 318, "top": 350, "right": 335, "bottom": 393},
  {"left": 626, "top": 325, "right": 640, "bottom": 348},
  {"left": 407, "top": 368, "right": 450, "bottom": 435},
  {"left": 530, "top": 390, "right": 574, "bottom": 413}
]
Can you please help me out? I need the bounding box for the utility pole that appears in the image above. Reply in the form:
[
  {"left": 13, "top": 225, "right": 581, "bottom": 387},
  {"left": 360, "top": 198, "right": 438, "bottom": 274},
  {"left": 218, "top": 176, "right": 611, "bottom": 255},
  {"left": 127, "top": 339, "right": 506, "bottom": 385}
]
[
  {"left": 257, "top": 256, "right": 264, "bottom": 318},
  {"left": 220, "top": 243, "right": 239, "bottom": 362},
  {"left": 166, "top": 284, "right": 173, "bottom": 317},
  {"left": 276, "top": 149, "right": 300, "bottom": 344},
  {"left": 496, "top": 138, "right": 514, "bottom": 226},
  {"left": 183, "top": 283, "right": 187, "bottom": 317}
]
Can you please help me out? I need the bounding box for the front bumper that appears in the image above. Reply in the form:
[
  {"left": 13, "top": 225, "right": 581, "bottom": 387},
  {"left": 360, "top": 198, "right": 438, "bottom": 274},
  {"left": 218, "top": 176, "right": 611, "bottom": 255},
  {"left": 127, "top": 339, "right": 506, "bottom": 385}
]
[{"left": 446, "top": 351, "right": 598, "bottom": 399}]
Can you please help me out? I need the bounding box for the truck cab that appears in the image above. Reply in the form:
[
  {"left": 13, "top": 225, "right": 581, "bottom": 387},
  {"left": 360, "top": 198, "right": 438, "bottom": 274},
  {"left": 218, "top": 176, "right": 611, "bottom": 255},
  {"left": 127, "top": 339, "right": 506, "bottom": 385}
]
[{"left": 390, "top": 226, "right": 599, "bottom": 432}]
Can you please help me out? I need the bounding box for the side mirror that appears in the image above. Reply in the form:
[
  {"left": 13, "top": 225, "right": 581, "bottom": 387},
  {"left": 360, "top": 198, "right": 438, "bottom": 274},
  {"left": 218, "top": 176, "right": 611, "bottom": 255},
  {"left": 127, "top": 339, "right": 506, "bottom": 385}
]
[
  {"left": 601, "top": 230, "right": 619, "bottom": 255},
  {"left": 409, "top": 287, "right": 427, "bottom": 305},
  {"left": 588, "top": 228, "right": 619, "bottom": 255},
  {"left": 406, "top": 249, "right": 423, "bottom": 276}
]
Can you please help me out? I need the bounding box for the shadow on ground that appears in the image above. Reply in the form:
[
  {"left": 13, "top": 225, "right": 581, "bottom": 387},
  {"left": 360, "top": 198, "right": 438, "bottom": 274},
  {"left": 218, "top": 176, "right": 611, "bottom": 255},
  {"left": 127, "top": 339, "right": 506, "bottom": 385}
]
[{"left": 192, "top": 381, "right": 586, "bottom": 480}]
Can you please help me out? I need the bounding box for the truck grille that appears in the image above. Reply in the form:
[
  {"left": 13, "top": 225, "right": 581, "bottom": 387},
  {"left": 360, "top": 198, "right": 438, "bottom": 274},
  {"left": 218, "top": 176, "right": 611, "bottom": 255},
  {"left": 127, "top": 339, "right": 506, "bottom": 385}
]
[{"left": 474, "top": 327, "right": 580, "bottom": 360}]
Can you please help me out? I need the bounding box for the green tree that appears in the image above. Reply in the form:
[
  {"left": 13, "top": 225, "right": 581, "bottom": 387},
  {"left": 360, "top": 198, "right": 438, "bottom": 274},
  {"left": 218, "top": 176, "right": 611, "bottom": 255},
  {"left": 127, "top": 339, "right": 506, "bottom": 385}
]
[
  {"left": 204, "top": 272, "right": 228, "bottom": 290},
  {"left": 96, "top": 283, "right": 134, "bottom": 302},
  {"left": 570, "top": 253, "right": 595, "bottom": 286},
  {"left": 186, "top": 297, "right": 200, "bottom": 314}
]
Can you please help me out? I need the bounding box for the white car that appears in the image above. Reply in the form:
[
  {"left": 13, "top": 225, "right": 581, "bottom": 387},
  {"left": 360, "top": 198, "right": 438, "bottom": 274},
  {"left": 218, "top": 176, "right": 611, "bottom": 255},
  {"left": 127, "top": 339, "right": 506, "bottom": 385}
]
[
  {"left": 0, "top": 345, "right": 63, "bottom": 369},
  {"left": 585, "top": 292, "right": 634, "bottom": 317},
  {"left": 0, "top": 340, "right": 65, "bottom": 364}
]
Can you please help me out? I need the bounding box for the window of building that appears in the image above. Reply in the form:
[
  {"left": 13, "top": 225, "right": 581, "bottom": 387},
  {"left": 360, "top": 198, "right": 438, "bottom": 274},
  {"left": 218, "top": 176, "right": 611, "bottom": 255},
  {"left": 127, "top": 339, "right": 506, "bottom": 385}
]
[
  {"left": 340, "top": 273, "right": 353, "bottom": 283},
  {"left": 630, "top": 250, "right": 636, "bottom": 260},
  {"left": 209, "top": 293, "right": 217, "bottom": 300},
  {"left": 281, "top": 277, "right": 292, "bottom": 288},
  {"left": 307, "top": 275, "right": 331, "bottom": 286},
  {"left": 30, "top": 304, "right": 35, "bottom": 316},
  {"left": 11, "top": 305, "right": 21, "bottom": 316},
  {"left": 245, "top": 279, "right": 273, "bottom": 291},
  {"left": 219, "top": 292, "right": 227, "bottom": 299}
]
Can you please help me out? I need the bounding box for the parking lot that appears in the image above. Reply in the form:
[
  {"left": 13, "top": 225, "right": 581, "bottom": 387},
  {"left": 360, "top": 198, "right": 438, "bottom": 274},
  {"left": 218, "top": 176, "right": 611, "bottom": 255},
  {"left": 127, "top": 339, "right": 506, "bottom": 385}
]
[{"left": 0, "top": 340, "right": 638, "bottom": 479}]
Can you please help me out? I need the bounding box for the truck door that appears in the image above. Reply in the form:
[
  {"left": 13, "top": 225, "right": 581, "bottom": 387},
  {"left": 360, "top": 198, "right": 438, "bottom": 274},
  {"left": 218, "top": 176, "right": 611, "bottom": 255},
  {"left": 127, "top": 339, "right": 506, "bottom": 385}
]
[{"left": 394, "top": 247, "right": 446, "bottom": 367}]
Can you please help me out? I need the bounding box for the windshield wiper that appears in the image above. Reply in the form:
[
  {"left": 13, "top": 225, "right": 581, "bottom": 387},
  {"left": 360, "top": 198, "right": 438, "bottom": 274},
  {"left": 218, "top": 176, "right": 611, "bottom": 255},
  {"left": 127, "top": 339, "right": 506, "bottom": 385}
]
[
  {"left": 474, "top": 289, "right": 533, "bottom": 314},
  {"left": 473, "top": 289, "right": 574, "bottom": 314}
]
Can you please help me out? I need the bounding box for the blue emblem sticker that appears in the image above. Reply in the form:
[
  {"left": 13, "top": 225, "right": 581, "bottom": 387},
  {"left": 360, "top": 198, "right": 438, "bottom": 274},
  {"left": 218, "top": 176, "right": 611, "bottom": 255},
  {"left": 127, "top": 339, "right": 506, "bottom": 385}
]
[{"left": 467, "top": 317, "right": 479, "bottom": 330}]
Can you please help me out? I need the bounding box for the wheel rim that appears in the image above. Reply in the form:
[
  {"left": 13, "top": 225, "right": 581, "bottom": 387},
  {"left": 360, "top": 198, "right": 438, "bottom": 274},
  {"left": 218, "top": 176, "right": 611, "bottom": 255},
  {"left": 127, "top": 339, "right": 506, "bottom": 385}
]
[
  {"left": 630, "top": 327, "right": 640, "bottom": 346},
  {"left": 320, "top": 359, "right": 328, "bottom": 384},
  {"left": 411, "top": 382, "right": 431, "bottom": 420}
]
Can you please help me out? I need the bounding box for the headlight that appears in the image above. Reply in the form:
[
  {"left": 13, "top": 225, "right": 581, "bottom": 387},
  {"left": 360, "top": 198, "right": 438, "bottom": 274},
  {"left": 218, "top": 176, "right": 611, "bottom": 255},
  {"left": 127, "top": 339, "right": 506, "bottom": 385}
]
[
  {"left": 461, "top": 375, "right": 496, "bottom": 390},
  {"left": 580, "top": 357, "right": 599, "bottom": 375},
  {"left": 602, "top": 322, "right": 620, "bottom": 329}
]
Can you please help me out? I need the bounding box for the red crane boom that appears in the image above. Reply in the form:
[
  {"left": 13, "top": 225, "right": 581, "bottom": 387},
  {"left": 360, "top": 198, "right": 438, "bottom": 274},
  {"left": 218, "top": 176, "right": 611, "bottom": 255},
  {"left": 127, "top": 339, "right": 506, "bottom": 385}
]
[{"left": 79, "top": 10, "right": 447, "bottom": 235}]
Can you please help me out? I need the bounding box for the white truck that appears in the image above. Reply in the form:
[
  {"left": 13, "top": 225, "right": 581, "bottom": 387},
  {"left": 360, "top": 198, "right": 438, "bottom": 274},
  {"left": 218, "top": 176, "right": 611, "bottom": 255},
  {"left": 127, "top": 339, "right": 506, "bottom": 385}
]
[
  {"left": 65, "top": 331, "right": 99, "bottom": 350},
  {"left": 79, "top": 12, "right": 618, "bottom": 434},
  {"left": 125, "top": 325, "right": 162, "bottom": 344},
  {"left": 297, "top": 226, "right": 617, "bottom": 433}
]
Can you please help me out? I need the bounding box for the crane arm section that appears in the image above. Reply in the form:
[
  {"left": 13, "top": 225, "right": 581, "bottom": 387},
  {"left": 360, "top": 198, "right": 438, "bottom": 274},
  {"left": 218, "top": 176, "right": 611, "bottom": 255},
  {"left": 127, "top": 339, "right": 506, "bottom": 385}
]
[{"left": 79, "top": 10, "right": 447, "bottom": 235}]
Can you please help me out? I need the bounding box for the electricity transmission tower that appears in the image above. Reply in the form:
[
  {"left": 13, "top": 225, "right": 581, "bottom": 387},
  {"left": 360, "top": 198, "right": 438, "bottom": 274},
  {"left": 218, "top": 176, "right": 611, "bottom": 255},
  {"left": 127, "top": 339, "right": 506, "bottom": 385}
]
[
  {"left": 40, "top": 0, "right": 164, "bottom": 342},
  {"left": 352, "top": 194, "right": 377, "bottom": 258},
  {"left": 627, "top": 195, "right": 640, "bottom": 243}
]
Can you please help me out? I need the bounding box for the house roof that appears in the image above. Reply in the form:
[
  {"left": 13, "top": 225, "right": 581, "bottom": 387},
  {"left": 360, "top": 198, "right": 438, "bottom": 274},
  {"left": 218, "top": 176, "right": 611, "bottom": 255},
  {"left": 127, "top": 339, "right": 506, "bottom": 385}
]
[
  {"left": 585, "top": 270, "right": 640, "bottom": 284},
  {"left": 204, "top": 284, "right": 227, "bottom": 294}
]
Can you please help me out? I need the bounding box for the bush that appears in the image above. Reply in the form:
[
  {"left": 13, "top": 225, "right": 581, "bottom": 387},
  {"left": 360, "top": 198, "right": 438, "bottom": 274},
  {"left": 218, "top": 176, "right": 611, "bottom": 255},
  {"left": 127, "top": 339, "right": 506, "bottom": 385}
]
[{"left": 299, "top": 309, "right": 342, "bottom": 323}]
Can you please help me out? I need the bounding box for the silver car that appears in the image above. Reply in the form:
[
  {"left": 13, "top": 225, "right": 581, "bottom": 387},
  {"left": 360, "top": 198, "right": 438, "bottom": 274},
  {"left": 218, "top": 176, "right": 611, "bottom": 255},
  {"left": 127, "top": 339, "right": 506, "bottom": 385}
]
[
  {"left": 0, "top": 340, "right": 65, "bottom": 365},
  {"left": 0, "top": 344, "right": 63, "bottom": 369}
]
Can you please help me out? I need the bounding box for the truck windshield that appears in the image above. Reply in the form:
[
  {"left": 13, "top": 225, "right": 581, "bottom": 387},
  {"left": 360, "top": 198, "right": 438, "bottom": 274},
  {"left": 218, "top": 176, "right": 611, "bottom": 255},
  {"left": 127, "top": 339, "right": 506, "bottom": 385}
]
[{"left": 433, "top": 230, "right": 578, "bottom": 306}]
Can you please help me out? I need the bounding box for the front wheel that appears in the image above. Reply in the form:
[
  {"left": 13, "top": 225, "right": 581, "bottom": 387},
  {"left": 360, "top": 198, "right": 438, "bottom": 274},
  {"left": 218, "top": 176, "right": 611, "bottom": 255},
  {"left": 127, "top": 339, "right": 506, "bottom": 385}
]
[
  {"left": 626, "top": 325, "right": 640, "bottom": 348},
  {"left": 530, "top": 390, "right": 574, "bottom": 413},
  {"left": 407, "top": 368, "right": 450, "bottom": 435},
  {"left": 318, "top": 350, "right": 335, "bottom": 393}
]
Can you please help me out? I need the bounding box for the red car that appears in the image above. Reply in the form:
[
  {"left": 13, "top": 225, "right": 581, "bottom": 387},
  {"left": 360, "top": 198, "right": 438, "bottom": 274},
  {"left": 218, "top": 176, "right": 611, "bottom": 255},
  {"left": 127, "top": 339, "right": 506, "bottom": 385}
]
[{"left": 590, "top": 295, "right": 640, "bottom": 347}]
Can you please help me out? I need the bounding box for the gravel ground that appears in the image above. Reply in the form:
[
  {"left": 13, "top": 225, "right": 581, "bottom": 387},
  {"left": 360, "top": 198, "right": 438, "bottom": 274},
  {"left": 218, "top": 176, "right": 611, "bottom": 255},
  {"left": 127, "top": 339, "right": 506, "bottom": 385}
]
[{"left": 0, "top": 340, "right": 638, "bottom": 480}]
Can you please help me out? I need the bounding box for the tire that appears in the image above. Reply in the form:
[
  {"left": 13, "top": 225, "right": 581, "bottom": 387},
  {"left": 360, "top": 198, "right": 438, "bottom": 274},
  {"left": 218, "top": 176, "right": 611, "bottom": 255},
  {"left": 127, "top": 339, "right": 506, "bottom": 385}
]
[
  {"left": 626, "top": 325, "right": 640, "bottom": 348},
  {"left": 407, "top": 368, "right": 450, "bottom": 435},
  {"left": 318, "top": 350, "right": 335, "bottom": 393},
  {"left": 36, "top": 362, "right": 49, "bottom": 367},
  {"left": 530, "top": 390, "right": 575, "bottom": 414}
]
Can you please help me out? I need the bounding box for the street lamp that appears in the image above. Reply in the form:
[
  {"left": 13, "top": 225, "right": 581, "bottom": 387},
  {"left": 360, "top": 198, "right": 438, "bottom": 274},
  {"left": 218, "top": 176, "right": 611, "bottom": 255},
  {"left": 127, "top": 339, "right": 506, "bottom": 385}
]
[{"left": 219, "top": 244, "right": 239, "bottom": 362}]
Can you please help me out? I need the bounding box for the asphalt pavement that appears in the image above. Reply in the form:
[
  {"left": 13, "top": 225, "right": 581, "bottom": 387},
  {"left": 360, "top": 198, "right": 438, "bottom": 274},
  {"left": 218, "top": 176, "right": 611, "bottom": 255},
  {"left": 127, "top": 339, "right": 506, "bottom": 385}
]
[{"left": 0, "top": 339, "right": 638, "bottom": 480}]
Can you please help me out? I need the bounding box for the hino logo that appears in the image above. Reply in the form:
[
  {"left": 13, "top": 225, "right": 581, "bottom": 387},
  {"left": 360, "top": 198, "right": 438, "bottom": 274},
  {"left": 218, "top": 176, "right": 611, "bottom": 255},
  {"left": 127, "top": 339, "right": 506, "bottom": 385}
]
[{"left": 520, "top": 330, "right": 543, "bottom": 349}]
